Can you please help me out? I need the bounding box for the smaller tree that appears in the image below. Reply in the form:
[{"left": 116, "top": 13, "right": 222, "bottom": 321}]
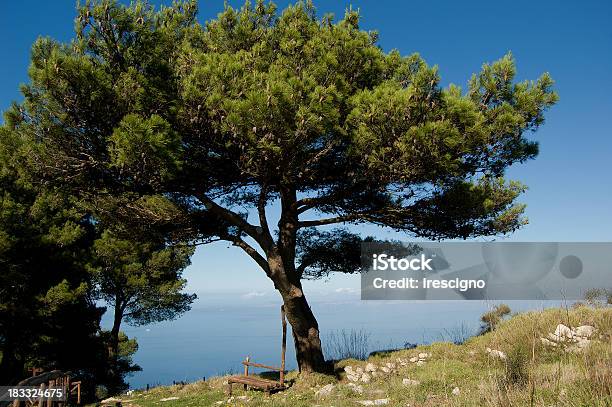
[
  {"left": 89, "top": 230, "right": 195, "bottom": 389},
  {"left": 479, "top": 303, "right": 511, "bottom": 334}
]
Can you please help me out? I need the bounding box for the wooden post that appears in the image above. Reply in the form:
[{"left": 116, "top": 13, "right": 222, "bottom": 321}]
[
  {"left": 46, "top": 380, "right": 54, "bottom": 407},
  {"left": 37, "top": 383, "right": 45, "bottom": 407},
  {"left": 280, "top": 305, "right": 286, "bottom": 385},
  {"left": 243, "top": 356, "right": 250, "bottom": 390}
]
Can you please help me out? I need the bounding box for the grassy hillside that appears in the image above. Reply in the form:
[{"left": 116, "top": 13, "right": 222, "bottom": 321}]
[{"left": 99, "top": 306, "right": 611, "bottom": 407}]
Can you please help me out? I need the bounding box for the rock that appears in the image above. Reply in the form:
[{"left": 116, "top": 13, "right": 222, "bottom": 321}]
[
  {"left": 357, "top": 399, "right": 390, "bottom": 406},
  {"left": 418, "top": 352, "right": 428, "bottom": 359},
  {"left": 365, "top": 363, "right": 377, "bottom": 372},
  {"left": 347, "top": 374, "right": 360, "bottom": 382},
  {"left": 485, "top": 348, "right": 507, "bottom": 359},
  {"left": 100, "top": 397, "right": 123, "bottom": 405},
  {"left": 347, "top": 383, "right": 364, "bottom": 394},
  {"left": 409, "top": 356, "right": 419, "bottom": 363},
  {"left": 553, "top": 324, "right": 574, "bottom": 340},
  {"left": 452, "top": 387, "right": 460, "bottom": 396},
  {"left": 360, "top": 373, "right": 372, "bottom": 383},
  {"left": 402, "top": 378, "right": 420, "bottom": 386},
  {"left": 372, "top": 371, "right": 379, "bottom": 377},
  {"left": 160, "top": 397, "right": 180, "bottom": 401},
  {"left": 575, "top": 325, "right": 596, "bottom": 338},
  {"left": 380, "top": 366, "right": 391, "bottom": 373},
  {"left": 356, "top": 367, "right": 364, "bottom": 374},
  {"left": 385, "top": 362, "right": 396, "bottom": 369},
  {"left": 416, "top": 360, "right": 425, "bottom": 366},
  {"left": 540, "top": 337, "right": 557, "bottom": 347},
  {"left": 344, "top": 366, "right": 354, "bottom": 373},
  {"left": 315, "top": 384, "right": 335, "bottom": 398}
]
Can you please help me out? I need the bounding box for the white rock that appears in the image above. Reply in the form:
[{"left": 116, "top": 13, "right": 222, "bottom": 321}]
[
  {"left": 402, "top": 378, "right": 420, "bottom": 386},
  {"left": 160, "top": 397, "right": 180, "bottom": 401},
  {"left": 416, "top": 361, "right": 425, "bottom": 366},
  {"left": 554, "top": 324, "right": 574, "bottom": 340},
  {"left": 357, "top": 399, "right": 390, "bottom": 406},
  {"left": 409, "top": 356, "right": 419, "bottom": 363},
  {"left": 356, "top": 367, "right": 364, "bottom": 374},
  {"left": 344, "top": 366, "right": 354, "bottom": 373},
  {"left": 347, "top": 374, "right": 360, "bottom": 382},
  {"left": 360, "top": 373, "right": 372, "bottom": 383},
  {"left": 372, "top": 371, "right": 379, "bottom": 377},
  {"left": 486, "top": 348, "right": 507, "bottom": 359},
  {"left": 315, "top": 384, "right": 335, "bottom": 398},
  {"left": 347, "top": 383, "right": 364, "bottom": 394},
  {"left": 575, "top": 325, "right": 596, "bottom": 338},
  {"left": 418, "top": 352, "right": 428, "bottom": 359},
  {"left": 380, "top": 366, "right": 391, "bottom": 373},
  {"left": 452, "top": 387, "right": 460, "bottom": 396},
  {"left": 385, "top": 362, "right": 396, "bottom": 369},
  {"left": 101, "top": 398, "right": 122, "bottom": 403},
  {"left": 365, "top": 363, "right": 377, "bottom": 372}
]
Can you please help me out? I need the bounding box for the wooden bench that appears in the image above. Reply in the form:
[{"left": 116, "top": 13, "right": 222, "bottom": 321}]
[{"left": 227, "top": 306, "right": 287, "bottom": 396}]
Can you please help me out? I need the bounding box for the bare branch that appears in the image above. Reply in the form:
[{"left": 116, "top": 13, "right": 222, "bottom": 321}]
[
  {"left": 198, "top": 193, "right": 272, "bottom": 251},
  {"left": 224, "top": 234, "right": 271, "bottom": 275},
  {"left": 298, "top": 213, "right": 364, "bottom": 228},
  {"left": 257, "top": 184, "right": 274, "bottom": 245}
]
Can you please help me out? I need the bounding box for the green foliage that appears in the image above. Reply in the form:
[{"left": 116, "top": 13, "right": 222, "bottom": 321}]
[
  {"left": 501, "top": 343, "right": 530, "bottom": 387},
  {"left": 0, "top": 130, "right": 104, "bottom": 384},
  {"left": 480, "top": 303, "right": 512, "bottom": 334},
  {"left": 2, "top": 0, "right": 558, "bottom": 373},
  {"left": 110, "top": 114, "right": 183, "bottom": 186},
  {"left": 7, "top": 0, "right": 558, "bottom": 245},
  {"left": 90, "top": 229, "right": 195, "bottom": 327}
]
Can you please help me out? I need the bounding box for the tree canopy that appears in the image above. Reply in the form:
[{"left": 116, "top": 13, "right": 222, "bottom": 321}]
[{"left": 2, "top": 0, "right": 557, "bottom": 373}]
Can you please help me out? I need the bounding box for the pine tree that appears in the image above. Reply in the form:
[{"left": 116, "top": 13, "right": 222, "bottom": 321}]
[{"left": 3, "top": 0, "right": 557, "bottom": 373}]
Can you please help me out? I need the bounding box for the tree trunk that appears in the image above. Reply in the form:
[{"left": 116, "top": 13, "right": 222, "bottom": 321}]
[
  {"left": 269, "top": 253, "right": 328, "bottom": 374},
  {"left": 109, "top": 300, "right": 122, "bottom": 359},
  {"left": 280, "top": 288, "right": 328, "bottom": 373}
]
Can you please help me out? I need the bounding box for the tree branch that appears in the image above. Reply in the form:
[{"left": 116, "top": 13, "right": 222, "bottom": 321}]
[
  {"left": 298, "top": 213, "right": 364, "bottom": 228},
  {"left": 198, "top": 193, "right": 272, "bottom": 251},
  {"left": 223, "top": 234, "right": 271, "bottom": 276},
  {"left": 257, "top": 184, "right": 274, "bottom": 245}
]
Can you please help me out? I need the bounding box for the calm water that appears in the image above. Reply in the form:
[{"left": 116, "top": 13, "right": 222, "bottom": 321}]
[{"left": 104, "top": 295, "right": 557, "bottom": 388}]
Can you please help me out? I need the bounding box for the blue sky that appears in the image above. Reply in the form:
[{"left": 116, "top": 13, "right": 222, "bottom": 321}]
[{"left": 2, "top": 0, "right": 611, "bottom": 302}]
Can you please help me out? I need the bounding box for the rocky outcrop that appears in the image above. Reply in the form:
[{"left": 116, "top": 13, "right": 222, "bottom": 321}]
[{"left": 540, "top": 324, "right": 596, "bottom": 352}]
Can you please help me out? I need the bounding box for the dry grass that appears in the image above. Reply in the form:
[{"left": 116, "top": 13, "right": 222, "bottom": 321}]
[{"left": 89, "top": 306, "right": 611, "bottom": 407}]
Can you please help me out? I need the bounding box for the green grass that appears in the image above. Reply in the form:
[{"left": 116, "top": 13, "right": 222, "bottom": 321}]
[{"left": 95, "top": 306, "right": 611, "bottom": 407}]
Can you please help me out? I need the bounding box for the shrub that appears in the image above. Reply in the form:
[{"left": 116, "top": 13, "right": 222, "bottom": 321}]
[
  {"left": 502, "top": 343, "right": 530, "bottom": 387},
  {"left": 480, "top": 303, "right": 512, "bottom": 334}
]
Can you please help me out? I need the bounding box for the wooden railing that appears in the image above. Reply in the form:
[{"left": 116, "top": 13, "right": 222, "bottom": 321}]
[{"left": 12, "top": 370, "right": 81, "bottom": 407}]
